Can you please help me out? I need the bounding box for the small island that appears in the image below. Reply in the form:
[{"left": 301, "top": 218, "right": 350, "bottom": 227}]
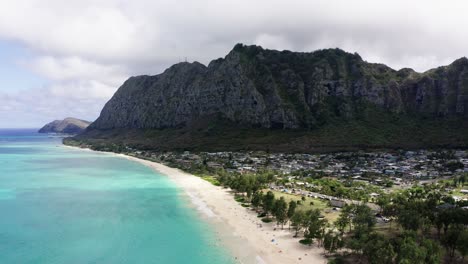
[{"left": 38, "top": 117, "right": 91, "bottom": 134}]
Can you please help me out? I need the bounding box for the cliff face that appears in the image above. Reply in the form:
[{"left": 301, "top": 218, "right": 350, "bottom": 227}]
[
  {"left": 89, "top": 44, "right": 468, "bottom": 132},
  {"left": 39, "top": 117, "right": 91, "bottom": 134}
]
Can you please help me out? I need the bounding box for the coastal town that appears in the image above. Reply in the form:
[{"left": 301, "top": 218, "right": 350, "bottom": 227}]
[
  {"left": 116, "top": 147, "right": 468, "bottom": 263},
  {"left": 131, "top": 148, "right": 468, "bottom": 193},
  {"left": 123, "top": 148, "right": 467, "bottom": 204},
  {"left": 160, "top": 149, "right": 467, "bottom": 177}
]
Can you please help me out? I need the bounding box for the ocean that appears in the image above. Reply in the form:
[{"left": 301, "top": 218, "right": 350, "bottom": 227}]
[{"left": 0, "top": 129, "right": 233, "bottom": 263}]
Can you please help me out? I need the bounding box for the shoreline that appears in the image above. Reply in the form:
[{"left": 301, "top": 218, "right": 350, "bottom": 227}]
[{"left": 65, "top": 145, "right": 326, "bottom": 264}]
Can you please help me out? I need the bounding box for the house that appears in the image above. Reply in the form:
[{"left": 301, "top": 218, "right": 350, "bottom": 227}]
[
  {"left": 206, "top": 161, "right": 223, "bottom": 169},
  {"left": 330, "top": 199, "right": 346, "bottom": 208}
]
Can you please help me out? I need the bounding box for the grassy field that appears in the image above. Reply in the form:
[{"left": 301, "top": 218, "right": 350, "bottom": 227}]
[
  {"left": 269, "top": 190, "right": 341, "bottom": 223},
  {"left": 374, "top": 222, "right": 402, "bottom": 237},
  {"left": 196, "top": 174, "right": 221, "bottom": 186},
  {"left": 451, "top": 187, "right": 468, "bottom": 199},
  {"left": 188, "top": 175, "right": 340, "bottom": 222}
]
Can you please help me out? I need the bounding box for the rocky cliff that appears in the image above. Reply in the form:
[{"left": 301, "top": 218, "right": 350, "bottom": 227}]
[
  {"left": 73, "top": 44, "right": 468, "bottom": 152},
  {"left": 89, "top": 44, "right": 468, "bottom": 131},
  {"left": 39, "top": 117, "right": 91, "bottom": 134}
]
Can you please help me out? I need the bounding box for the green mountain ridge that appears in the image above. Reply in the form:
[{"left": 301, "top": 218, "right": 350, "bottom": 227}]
[{"left": 67, "top": 44, "right": 468, "bottom": 152}]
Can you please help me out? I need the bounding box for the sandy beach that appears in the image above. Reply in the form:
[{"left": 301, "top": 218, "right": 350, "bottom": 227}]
[{"left": 119, "top": 154, "right": 327, "bottom": 264}]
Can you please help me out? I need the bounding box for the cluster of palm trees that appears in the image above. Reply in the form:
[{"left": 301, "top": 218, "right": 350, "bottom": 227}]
[
  {"left": 218, "top": 172, "right": 343, "bottom": 250},
  {"left": 218, "top": 171, "right": 468, "bottom": 263}
]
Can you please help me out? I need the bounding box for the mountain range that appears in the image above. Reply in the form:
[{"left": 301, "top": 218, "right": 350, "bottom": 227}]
[{"left": 68, "top": 44, "right": 468, "bottom": 152}]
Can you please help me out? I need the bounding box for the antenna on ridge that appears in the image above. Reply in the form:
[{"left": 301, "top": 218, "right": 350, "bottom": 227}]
[{"left": 185, "top": 57, "right": 187, "bottom": 62}]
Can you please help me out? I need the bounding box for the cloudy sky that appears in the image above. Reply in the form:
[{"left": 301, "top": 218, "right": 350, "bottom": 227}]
[{"left": 1, "top": 0, "right": 468, "bottom": 127}]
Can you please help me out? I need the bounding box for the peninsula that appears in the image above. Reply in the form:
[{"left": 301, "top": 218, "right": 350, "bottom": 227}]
[{"left": 39, "top": 117, "right": 91, "bottom": 134}]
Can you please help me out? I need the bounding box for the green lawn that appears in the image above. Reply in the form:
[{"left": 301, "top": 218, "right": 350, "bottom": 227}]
[
  {"left": 197, "top": 174, "right": 221, "bottom": 186},
  {"left": 374, "top": 222, "right": 402, "bottom": 238},
  {"left": 452, "top": 188, "right": 468, "bottom": 199},
  {"left": 269, "top": 190, "right": 340, "bottom": 223}
]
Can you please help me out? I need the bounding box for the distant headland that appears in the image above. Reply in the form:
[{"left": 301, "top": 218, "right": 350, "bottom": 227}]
[{"left": 38, "top": 117, "right": 91, "bottom": 134}]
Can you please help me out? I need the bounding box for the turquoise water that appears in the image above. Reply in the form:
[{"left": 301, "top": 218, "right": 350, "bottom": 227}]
[{"left": 0, "top": 129, "right": 233, "bottom": 263}]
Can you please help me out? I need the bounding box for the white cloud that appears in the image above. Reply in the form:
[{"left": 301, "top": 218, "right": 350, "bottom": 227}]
[
  {"left": 0, "top": 85, "right": 108, "bottom": 127},
  {"left": 2, "top": 0, "right": 467, "bottom": 70},
  {"left": 27, "top": 56, "right": 127, "bottom": 87},
  {"left": 1, "top": 0, "right": 468, "bottom": 127},
  {"left": 48, "top": 80, "right": 116, "bottom": 100},
  {"left": 254, "top": 34, "right": 293, "bottom": 51}
]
